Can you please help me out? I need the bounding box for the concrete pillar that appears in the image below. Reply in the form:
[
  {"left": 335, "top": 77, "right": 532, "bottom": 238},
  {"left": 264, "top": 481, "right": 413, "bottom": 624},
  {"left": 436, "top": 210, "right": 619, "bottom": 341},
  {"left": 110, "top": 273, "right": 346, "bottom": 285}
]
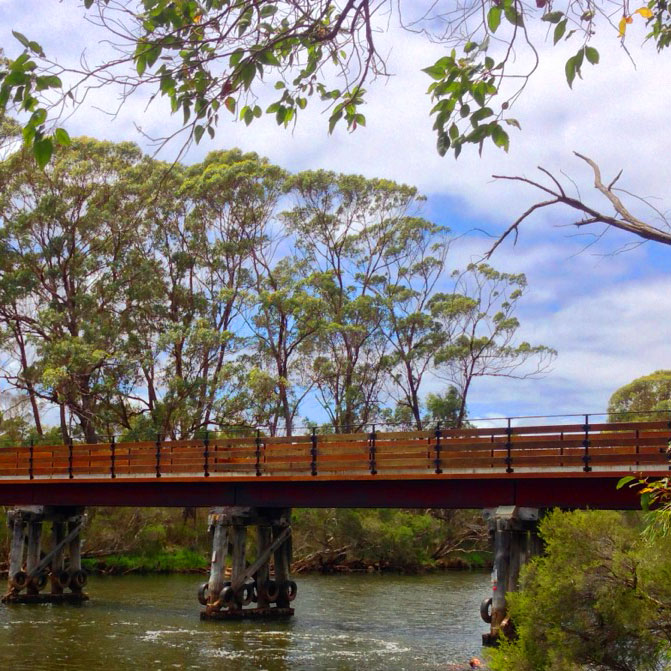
[
  {"left": 200, "top": 506, "right": 295, "bottom": 620},
  {"left": 256, "top": 524, "right": 272, "bottom": 608},
  {"left": 206, "top": 510, "right": 229, "bottom": 604},
  {"left": 50, "top": 521, "right": 66, "bottom": 595},
  {"left": 25, "top": 520, "right": 42, "bottom": 595},
  {"left": 68, "top": 519, "right": 82, "bottom": 572},
  {"left": 273, "top": 512, "right": 291, "bottom": 609},
  {"left": 482, "top": 506, "right": 543, "bottom": 645},
  {"left": 8, "top": 513, "right": 24, "bottom": 582},
  {"left": 230, "top": 525, "right": 247, "bottom": 608}
]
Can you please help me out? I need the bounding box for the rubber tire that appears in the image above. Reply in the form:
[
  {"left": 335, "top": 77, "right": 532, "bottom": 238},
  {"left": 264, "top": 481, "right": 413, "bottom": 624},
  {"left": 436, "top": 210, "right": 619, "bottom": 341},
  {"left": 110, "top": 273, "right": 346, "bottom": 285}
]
[
  {"left": 198, "top": 582, "right": 209, "bottom": 606},
  {"left": 31, "top": 571, "right": 48, "bottom": 591},
  {"left": 220, "top": 585, "right": 235, "bottom": 608},
  {"left": 238, "top": 582, "right": 254, "bottom": 607},
  {"left": 52, "top": 569, "right": 70, "bottom": 590},
  {"left": 262, "top": 579, "right": 280, "bottom": 603},
  {"left": 11, "top": 571, "right": 28, "bottom": 589},
  {"left": 69, "top": 569, "right": 87, "bottom": 590},
  {"left": 480, "top": 597, "right": 493, "bottom": 624},
  {"left": 280, "top": 579, "right": 297, "bottom": 603}
]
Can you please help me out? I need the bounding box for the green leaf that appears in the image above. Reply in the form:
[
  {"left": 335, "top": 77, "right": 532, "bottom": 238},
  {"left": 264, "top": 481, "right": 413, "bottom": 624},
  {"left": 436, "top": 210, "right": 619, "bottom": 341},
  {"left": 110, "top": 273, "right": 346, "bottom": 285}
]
[
  {"left": 84, "top": 0, "right": 94, "bottom": 8},
  {"left": 230, "top": 49, "right": 245, "bottom": 66},
  {"left": 422, "top": 64, "right": 445, "bottom": 81},
  {"left": 585, "top": 46, "right": 599, "bottom": 64},
  {"left": 504, "top": 118, "right": 521, "bottom": 130},
  {"left": 194, "top": 125, "right": 204, "bottom": 144},
  {"left": 504, "top": 4, "right": 524, "bottom": 27},
  {"left": 224, "top": 96, "right": 236, "bottom": 113},
  {"left": 554, "top": 19, "right": 567, "bottom": 45},
  {"left": 30, "top": 108, "right": 47, "bottom": 126},
  {"left": 542, "top": 11, "right": 564, "bottom": 23},
  {"left": 616, "top": 475, "right": 637, "bottom": 490},
  {"left": 12, "top": 30, "right": 31, "bottom": 49},
  {"left": 437, "top": 132, "right": 450, "bottom": 157},
  {"left": 565, "top": 55, "right": 576, "bottom": 88},
  {"left": 136, "top": 55, "right": 147, "bottom": 76},
  {"left": 487, "top": 6, "right": 502, "bottom": 32},
  {"left": 54, "top": 127, "right": 71, "bottom": 146},
  {"left": 33, "top": 137, "right": 53, "bottom": 169},
  {"left": 492, "top": 124, "right": 509, "bottom": 151}
]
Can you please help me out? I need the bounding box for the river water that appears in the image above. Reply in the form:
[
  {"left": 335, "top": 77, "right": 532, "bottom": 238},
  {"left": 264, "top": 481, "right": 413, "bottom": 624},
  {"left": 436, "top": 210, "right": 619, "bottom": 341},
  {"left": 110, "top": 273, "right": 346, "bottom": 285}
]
[{"left": 0, "top": 572, "right": 491, "bottom": 671}]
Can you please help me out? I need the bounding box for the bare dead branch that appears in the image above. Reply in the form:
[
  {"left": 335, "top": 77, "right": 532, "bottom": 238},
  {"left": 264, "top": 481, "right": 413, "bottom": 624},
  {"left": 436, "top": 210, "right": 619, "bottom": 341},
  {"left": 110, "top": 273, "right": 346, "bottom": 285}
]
[{"left": 488, "top": 154, "right": 671, "bottom": 257}]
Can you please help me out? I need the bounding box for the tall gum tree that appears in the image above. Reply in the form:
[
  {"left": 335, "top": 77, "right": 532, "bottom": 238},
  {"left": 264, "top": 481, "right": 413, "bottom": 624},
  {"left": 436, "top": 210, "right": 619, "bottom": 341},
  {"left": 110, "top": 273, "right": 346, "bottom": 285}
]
[{"left": 0, "top": 137, "right": 149, "bottom": 442}]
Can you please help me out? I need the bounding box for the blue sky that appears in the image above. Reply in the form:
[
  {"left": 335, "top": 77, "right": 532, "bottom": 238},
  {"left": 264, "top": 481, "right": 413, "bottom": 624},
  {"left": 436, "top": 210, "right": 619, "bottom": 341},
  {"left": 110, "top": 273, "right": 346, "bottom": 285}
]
[{"left": 1, "top": 1, "right": 670, "bottom": 425}]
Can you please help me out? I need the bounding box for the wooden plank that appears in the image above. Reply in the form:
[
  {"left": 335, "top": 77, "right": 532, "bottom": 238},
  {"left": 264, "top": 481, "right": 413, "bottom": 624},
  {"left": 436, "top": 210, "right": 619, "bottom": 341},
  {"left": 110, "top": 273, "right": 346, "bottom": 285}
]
[
  {"left": 263, "top": 436, "right": 312, "bottom": 445},
  {"left": 319, "top": 433, "right": 368, "bottom": 443},
  {"left": 376, "top": 431, "right": 435, "bottom": 440}
]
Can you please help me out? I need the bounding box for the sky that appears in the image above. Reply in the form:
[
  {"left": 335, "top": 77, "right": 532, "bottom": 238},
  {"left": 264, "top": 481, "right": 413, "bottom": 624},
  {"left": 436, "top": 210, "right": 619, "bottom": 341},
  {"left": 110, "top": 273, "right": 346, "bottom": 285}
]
[{"left": 1, "top": 1, "right": 670, "bottom": 425}]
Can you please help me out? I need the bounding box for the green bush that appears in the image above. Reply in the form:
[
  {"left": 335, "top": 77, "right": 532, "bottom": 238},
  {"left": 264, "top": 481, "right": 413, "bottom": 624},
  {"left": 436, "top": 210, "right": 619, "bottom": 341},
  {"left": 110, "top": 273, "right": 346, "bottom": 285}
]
[{"left": 488, "top": 509, "right": 671, "bottom": 671}]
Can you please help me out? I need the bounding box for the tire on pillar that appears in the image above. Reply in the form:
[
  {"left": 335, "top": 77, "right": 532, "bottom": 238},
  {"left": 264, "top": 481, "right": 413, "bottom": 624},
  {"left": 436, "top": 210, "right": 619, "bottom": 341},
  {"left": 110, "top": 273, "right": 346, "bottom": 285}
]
[
  {"left": 199, "top": 506, "right": 296, "bottom": 621},
  {"left": 482, "top": 506, "right": 543, "bottom": 645},
  {"left": 3, "top": 506, "right": 88, "bottom": 605}
]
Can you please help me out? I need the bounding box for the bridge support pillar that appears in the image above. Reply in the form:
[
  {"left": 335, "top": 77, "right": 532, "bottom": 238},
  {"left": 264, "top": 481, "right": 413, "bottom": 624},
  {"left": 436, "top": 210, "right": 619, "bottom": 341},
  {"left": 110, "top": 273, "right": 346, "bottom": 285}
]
[
  {"left": 3, "top": 506, "right": 88, "bottom": 604},
  {"left": 481, "top": 506, "right": 543, "bottom": 645},
  {"left": 199, "top": 506, "right": 295, "bottom": 620}
]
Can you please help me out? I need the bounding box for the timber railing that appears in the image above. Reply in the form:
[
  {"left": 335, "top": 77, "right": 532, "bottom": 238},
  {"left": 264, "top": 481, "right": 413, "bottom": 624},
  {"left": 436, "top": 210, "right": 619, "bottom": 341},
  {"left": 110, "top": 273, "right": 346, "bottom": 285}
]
[{"left": 1, "top": 418, "right": 670, "bottom": 480}]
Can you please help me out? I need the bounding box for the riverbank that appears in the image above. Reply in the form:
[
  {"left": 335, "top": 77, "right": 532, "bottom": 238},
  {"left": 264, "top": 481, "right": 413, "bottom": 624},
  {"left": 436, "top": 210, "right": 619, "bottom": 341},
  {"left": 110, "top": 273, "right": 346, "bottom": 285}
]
[
  {"left": 0, "top": 506, "right": 492, "bottom": 577},
  {"left": 73, "top": 548, "right": 491, "bottom": 576}
]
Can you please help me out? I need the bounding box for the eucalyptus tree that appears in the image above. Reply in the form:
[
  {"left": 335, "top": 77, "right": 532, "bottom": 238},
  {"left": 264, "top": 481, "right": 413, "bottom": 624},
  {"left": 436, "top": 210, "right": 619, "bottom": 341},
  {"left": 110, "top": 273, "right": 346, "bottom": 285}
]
[
  {"left": 284, "top": 171, "right": 430, "bottom": 431},
  {"left": 130, "top": 149, "right": 287, "bottom": 439},
  {"left": 373, "top": 217, "right": 451, "bottom": 429},
  {"left": 431, "top": 264, "right": 556, "bottom": 426},
  {"left": 0, "top": 137, "right": 149, "bottom": 442},
  {"left": 246, "top": 252, "right": 325, "bottom": 436}
]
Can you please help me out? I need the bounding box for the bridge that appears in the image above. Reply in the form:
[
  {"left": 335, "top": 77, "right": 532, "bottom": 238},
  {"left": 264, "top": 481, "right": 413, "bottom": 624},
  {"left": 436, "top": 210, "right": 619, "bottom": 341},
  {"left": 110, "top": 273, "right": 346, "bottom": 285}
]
[
  {"left": 0, "top": 418, "right": 666, "bottom": 508},
  {"left": 0, "top": 417, "right": 666, "bottom": 642}
]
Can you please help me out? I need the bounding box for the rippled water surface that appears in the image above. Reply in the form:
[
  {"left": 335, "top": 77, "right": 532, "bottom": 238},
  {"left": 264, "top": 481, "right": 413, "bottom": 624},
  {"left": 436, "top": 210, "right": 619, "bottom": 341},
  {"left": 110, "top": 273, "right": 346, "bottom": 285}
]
[{"left": 0, "top": 572, "right": 490, "bottom": 670}]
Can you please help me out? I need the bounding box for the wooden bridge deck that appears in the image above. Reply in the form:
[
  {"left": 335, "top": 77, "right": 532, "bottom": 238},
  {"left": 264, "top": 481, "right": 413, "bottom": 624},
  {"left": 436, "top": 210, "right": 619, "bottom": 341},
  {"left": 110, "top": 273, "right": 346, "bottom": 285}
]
[{"left": 0, "top": 420, "right": 667, "bottom": 508}]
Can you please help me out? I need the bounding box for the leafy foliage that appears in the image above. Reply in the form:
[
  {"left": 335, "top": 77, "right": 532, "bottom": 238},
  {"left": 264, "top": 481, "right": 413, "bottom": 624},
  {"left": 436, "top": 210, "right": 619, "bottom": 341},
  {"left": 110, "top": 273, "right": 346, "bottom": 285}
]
[
  {"left": 0, "top": 1, "right": 669, "bottom": 163},
  {"left": 608, "top": 369, "right": 671, "bottom": 422},
  {"left": 0, "top": 136, "right": 551, "bottom": 439},
  {"left": 488, "top": 509, "right": 671, "bottom": 671}
]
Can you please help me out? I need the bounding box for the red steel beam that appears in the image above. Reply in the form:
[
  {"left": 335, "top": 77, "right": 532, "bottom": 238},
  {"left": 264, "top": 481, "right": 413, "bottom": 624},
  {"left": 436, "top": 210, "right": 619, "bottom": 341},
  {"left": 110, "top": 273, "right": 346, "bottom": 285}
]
[{"left": 0, "top": 473, "right": 644, "bottom": 509}]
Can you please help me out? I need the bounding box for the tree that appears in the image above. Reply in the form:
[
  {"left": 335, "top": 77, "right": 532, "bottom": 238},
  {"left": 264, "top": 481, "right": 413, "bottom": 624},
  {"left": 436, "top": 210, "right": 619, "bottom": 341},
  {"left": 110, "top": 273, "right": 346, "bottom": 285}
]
[
  {"left": 0, "top": 137, "right": 150, "bottom": 442},
  {"left": 608, "top": 370, "right": 671, "bottom": 423},
  {"left": 0, "top": 1, "right": 667, "bottom": 165},
  {"left": 488, "top": 509, "right": 671, "bottom": 671},
  {"left": 431, "top": 263, "right": 556, "bottom": 427}
]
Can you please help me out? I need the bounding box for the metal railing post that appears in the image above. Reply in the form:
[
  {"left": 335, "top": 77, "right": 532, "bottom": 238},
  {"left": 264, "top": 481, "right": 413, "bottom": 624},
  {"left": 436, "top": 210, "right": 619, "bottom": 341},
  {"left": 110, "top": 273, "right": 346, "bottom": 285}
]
[
  {"left": 310, "top": 427, "right": 318, "bottom": 476},
  {"left": 255, "top": 428, "right": 262, "bottom": 477},
  {"left": 29, "top": 438, "right": 34, "bottom": 480},
  {"left": 434, "top": 422, "right": 443, "bottom": 474},
  {"left": 110, "top": 435, "right": 116, "bottom": 479},
  {"left": 203, "top": 430, "right": 210, "bottom": 477},
  {"left": 582, "top": 414, "right": 592, "bottom": 472},
  {"left": 505, "top": 418, "right": 514, "bottom": 473},
  {"left": 68, "top": 438, "right": 74, "bottom": 479},
  {"left": 155, "top": 433, "right": 162, "bottom": 478},
  {"left": 368, "top": 425, "right": 377, "bottom": 475}
]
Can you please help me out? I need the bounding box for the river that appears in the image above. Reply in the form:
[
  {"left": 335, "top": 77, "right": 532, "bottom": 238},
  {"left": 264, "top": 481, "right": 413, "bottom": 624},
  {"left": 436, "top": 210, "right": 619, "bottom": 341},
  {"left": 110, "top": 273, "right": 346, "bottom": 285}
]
[{"left": 0, "top": 572, "right": 491, "bottom": 670}]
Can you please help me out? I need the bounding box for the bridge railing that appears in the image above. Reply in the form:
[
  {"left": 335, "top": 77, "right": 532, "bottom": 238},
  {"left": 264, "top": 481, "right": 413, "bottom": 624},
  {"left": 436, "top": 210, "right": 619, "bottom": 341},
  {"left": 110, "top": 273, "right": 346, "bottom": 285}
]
[{"left": 0, "top": 419, "right": 669, "bottom": 479}]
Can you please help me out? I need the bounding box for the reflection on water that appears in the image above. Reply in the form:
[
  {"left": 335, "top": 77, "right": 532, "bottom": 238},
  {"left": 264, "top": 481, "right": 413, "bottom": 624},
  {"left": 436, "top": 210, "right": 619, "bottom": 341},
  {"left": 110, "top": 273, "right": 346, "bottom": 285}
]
[{"left": 0, "top": 572, "right": 490, "bottom": 671}]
